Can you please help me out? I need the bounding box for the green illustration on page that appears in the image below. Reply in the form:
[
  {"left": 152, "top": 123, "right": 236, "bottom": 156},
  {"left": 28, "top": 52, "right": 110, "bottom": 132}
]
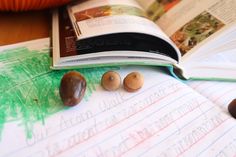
[{"left": 0, "top": 44, "right": 119, "bottom": 139}]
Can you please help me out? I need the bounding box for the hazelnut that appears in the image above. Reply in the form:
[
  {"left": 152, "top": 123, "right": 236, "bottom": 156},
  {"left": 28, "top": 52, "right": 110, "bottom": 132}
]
[
  {"left": 59, "top": 71, "right": 86, "bottom": 106},
  {"left": 123, "top": 72, "right": 144, "bottom": 92},
  {"left": 101, "top": 71, "right": 121, "bottom": 91},
  {"left": 228, "top": 99, "right": 236, "bottom": 119}
]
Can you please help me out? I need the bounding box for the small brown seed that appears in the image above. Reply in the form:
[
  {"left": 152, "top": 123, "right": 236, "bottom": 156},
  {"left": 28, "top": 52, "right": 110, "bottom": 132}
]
[
  {"left": 123, "top": 72, "right": 144, "bottom": 92},
  {"left": 228, "top": 99, "right": 236, "bottom": 118},
  {"left": 59, "top": 71, "right": 86, "bottom": 106},
  {"left": 101, "top": 71, "right": 121, "bottom": 91}
]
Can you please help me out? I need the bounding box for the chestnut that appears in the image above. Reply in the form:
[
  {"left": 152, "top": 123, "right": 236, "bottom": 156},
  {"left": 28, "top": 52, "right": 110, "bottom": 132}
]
[
  {"left": 59, "top": 71, "right": 86, "bottom": 106},
  {"left": 228, "top": 99, "right": 236, "bottom": 119}
]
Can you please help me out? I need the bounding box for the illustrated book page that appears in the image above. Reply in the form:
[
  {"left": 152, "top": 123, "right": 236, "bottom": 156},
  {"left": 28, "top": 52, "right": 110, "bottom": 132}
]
[
  {"left": 138, "top": 0, "right": 236, "bottom": 80},
  {"left": 52, "top": 0, "right": 181, "bottom": 69}
]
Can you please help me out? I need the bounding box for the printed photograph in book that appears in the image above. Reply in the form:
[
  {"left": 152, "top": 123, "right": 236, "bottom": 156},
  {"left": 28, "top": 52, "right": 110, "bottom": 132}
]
[
  {"left": 146, "top": 0, "right": 181, "bottom": 21},
  {"left": 59, "top": 7, "right": 77, "bottom": 57},
  {"left": 73, "top": 5, "right": 147, "bottom": 22},
  {"left": 171, "top": 11, "right": 225, "bottom": 55}
]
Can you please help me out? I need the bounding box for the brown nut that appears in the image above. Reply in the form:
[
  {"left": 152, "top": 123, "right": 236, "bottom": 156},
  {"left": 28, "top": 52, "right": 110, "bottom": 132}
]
[
  {"left": 59, "top": 71, "right": 86, "bottom": 106},
  {"left": 228, "top": 99, "right": 236, "bottom": 119},
  {"left": 101, "top": 71, "right": 121, "bottom": 91},
  {"left": 123, "top": 72, "right": 144, "bottom": 92}
]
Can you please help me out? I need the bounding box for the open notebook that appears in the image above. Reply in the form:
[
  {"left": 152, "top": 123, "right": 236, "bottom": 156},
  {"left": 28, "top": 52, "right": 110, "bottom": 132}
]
[{"left": 0, "top": 38, "right": 236, "bottom": 157}]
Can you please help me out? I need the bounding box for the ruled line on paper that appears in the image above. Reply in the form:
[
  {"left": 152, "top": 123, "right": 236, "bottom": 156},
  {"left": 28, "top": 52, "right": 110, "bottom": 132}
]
[
  {"left": 187, "top": 81, "right": 236, "bottom": 108},
  {"left": 3, "top": 78, "right": 174, "bottom": 157},
  {"left": 136, "top": 105, "right": 217, "bottom": 157},
  {"left": 175, "top": 118, "right": 230, "bottom": 157},
  {"left": 195, "top": 124, "right": 236, "bottom": 157},
  {"left": 52, "top": 87, "right": 188, "bottom": 157},
  {"left": 75, "top": 96, "right": 208, "bottom": 157},
  {"left": 190, "top": 81, "right": 213, "bottom": 91},
  {"left": 5, "top": 70, "right": 236, "bottom": 157},
  {"left": 116, "top": 101, "right": 209, "bottom": 157},
  {"left": 3, "top": 78, "right": 181, "bottom": 157},
  {"left": 216, "top": 139, "right": 236, "bottom": 157},
  {"left": 212, "top": 87, "right": 236, "bottom": 102},
  {"left": 189, "top": 82, "right": 224, "bottom": 97},
  {"left": 139, "top": 112, "right": 231, "bottom": 157}
]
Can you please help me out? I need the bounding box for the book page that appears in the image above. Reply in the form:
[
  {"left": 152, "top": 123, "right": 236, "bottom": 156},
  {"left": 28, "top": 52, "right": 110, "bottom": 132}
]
[
  {"left": 178, "top": 25, "right": 236, "bottom": 80},
  {"left": 1, "top": 39, "right": 236, "bottom": 157},
  {"left": 187, "top": 80, "right": 236, "bottom": 112},
  {"left": 159, "top": 0, "right": 236, "bottom": 58},
  {"left": 139, "top": 0, "right": 236, "bottom": 57},
  {"left": 67, "top": 0, "right": 171, "bottom": 42},
  {"left": 138, "top": 0, "right": 236, "bottom": 80},
  {"left": 136, "top": 0, "right": 181, "bottom": 22},
  {"left": 52, "top": 6, "right": 180, "bottom": 69}
]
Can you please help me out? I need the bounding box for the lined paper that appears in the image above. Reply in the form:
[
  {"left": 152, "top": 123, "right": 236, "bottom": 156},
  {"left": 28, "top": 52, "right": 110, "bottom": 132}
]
[
  {"left": 2, "top": 66, "right": 236, "bottom": 157},
  {"left": 187, "top": 81, "right": 236, "bottom": 112}
]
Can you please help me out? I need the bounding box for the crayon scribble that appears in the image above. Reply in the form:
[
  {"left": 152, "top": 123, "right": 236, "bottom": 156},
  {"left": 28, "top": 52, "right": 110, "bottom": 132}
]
[{"left": 0, "top": 47, "right": 119, "bottom": 139}]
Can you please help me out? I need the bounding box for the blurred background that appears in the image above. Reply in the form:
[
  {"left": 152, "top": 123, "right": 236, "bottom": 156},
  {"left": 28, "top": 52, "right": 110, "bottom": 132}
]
[{"left": 0, "top": 0, "right": 71, "bottom": 45}]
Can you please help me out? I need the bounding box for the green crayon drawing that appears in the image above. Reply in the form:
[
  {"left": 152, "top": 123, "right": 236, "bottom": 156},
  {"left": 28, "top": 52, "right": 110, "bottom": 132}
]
[{"left": 0, "top": 47, "right": 119, "bottom": 139}]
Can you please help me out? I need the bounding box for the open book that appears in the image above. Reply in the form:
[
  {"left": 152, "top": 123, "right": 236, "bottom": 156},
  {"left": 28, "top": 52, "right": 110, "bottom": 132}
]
[
  {"left": 1, "top": 38, "right": 236, "bottom": 156},
  {"left": 52, "top": 0, "right": 236, "bottom": 81}
]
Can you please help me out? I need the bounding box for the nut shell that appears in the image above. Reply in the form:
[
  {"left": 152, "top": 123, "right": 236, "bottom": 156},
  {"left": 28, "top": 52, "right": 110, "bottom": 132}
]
[
  {"left": 228, "top": 99, "right": 236, "bottom": 119},
  {"left": 123, "top": 72, "right": 144, "bottom": 92},
  {"left": 59, "top": 71, "right": 86, "bottom": 106},
  {"left": 101, "top": 71, "right": 121, "bottom": 91}
]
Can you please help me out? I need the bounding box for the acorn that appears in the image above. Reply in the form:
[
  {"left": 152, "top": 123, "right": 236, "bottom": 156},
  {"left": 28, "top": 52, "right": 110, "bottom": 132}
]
[
  {"left": 101, "top": 71, "right": 121, "bottom": 91},
  {"left": 228, "top": 99, "right": 236, "bottom": 119},
  {"left": 123, "top": 72, "right": 144, "bottom": 92},
  {"left": 59, "top": 71, "right": 86, "bottom": 106}
]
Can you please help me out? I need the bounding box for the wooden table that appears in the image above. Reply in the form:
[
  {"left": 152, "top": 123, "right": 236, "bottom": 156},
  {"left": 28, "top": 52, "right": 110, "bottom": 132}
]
[{"left": 0, "top": 10, "right": 50, "bottom": 46}]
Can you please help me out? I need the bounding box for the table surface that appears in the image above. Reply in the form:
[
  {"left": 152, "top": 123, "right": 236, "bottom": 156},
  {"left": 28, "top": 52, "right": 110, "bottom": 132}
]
[{"left": 0, "top": 10, "right": 50, "bottom": 46}]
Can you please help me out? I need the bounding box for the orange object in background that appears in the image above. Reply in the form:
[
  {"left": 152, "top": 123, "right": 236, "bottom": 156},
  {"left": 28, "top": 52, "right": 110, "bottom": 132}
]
[
  {"left": 0, "top": 0, "right": 70, "bottom": 11},
  {"left": 163, "top": 0, "right": 181, "bottom": 12}
]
